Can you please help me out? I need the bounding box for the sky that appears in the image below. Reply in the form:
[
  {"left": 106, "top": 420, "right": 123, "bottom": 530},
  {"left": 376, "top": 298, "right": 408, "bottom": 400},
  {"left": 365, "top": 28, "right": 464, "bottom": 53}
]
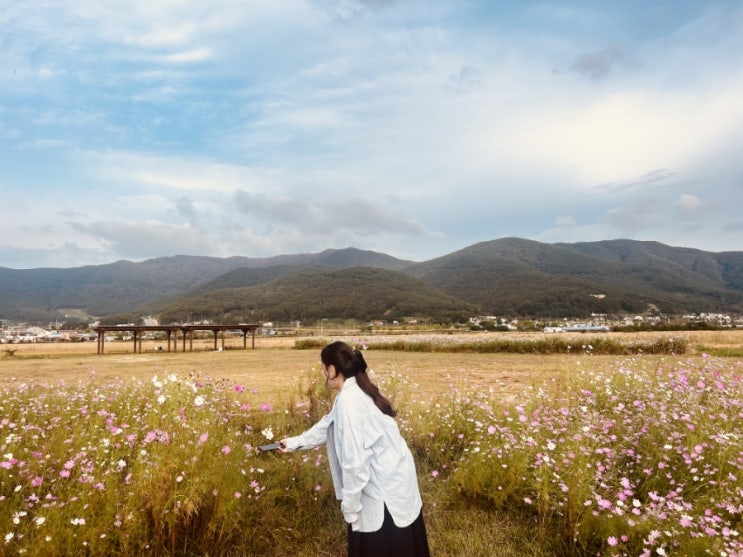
[{"left": 2, "top": 0, "right": 743, "bottom": 269}]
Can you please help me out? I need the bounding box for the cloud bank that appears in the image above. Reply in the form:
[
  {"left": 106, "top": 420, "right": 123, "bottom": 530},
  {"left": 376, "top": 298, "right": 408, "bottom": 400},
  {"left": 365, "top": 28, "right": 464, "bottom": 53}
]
[{"left": 1, "top": 1, "right": 742, "bottom": 268}]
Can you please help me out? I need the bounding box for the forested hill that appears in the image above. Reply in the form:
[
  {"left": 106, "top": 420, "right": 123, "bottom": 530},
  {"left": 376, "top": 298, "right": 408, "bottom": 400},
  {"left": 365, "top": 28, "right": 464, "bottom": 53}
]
[
  {"left": 404, "top": 238, "right": 743, "bottom": 317},
  {"left": 0, "top": 249, "right": 411, "bottom": 322},
  {"left": 1, "top": 239, "right": 742, "bottom": 324},
  {"left": 155, "top": 267, "right": 478, "bottom": 324}
]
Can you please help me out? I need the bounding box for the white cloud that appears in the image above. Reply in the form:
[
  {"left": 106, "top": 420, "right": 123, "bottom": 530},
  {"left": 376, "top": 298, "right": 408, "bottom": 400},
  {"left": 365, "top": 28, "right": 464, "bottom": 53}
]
[
  {"left": 1, "top": 1, "right": 742, "bottom": 267},
  {"left": 72, "top": 150, "right": 278, "bottom": 193},
  {"left": 677, "top": 194, "right": 703, "bottom": 213},
  {"left": 157, "top": 48, "right": 213, "bottom": 64},
  {"left": 72, "top": 221, "right": 217, "bottom": 259},
  {"left": 554, "top": 216, "right": 576, "bottom": 228}
]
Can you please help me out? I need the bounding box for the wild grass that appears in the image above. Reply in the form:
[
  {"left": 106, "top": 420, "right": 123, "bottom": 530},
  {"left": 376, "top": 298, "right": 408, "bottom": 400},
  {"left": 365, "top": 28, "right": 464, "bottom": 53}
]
[
  {"left": 295, "top": 334, "right": 689, "bottom": 355},
  {"left": 1, "top": 351, "right": 741, "bottom": 556}
]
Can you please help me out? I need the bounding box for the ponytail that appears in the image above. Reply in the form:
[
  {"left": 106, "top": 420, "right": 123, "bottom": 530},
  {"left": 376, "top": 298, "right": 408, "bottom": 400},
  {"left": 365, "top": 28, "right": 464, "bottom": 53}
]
[
  {"left": 321, "top": 341, "right": 397, "bottom": 417},
  {"left": 353, "top": 350, "right": 397, "bottom": 417}
]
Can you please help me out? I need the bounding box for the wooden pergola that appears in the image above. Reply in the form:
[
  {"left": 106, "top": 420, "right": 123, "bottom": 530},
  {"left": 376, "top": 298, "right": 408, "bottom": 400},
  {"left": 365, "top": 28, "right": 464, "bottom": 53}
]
[{"left": 93, "top": 324, "right": 261, "bottom": 355}]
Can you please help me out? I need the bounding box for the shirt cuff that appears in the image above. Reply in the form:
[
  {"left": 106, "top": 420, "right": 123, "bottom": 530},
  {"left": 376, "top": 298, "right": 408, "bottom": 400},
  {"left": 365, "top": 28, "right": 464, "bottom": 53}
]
[
  {"left": 345, "top": 512, "right": 360, "bottom": 530},
  {"left": 283, "top": 436, "right": 303, "bottom": 451}
]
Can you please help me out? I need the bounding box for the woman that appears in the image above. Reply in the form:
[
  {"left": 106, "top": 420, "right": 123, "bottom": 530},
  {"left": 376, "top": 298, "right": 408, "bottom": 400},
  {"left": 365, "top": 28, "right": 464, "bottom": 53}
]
[{"left": 280, "top": 341, "right": 430, "bottom": 557}]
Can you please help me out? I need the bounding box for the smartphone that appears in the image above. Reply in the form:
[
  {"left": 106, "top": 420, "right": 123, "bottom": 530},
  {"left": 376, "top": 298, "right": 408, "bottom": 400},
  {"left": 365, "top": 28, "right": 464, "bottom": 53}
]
[{"left": 258, "top": 442, "right": 283, "bottom": 451}]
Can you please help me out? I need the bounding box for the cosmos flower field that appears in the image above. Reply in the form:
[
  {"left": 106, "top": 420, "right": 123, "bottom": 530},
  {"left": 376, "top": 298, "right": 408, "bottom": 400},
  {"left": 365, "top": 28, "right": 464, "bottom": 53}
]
[
  {"left": 1, "top": 344, "right": 741, "bottom": 556},
  {"left": 413, "top": 353, "right": 743, "bottom": 556}
]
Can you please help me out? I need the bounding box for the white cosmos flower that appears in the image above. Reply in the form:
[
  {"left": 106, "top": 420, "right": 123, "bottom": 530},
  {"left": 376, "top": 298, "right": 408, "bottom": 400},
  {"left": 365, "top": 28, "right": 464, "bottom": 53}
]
[
  {"left": 194, "top": 395, "right": 206, "bottom": 407},
  {"left": 261, "top": 427, "right": 274, "bottom": 440}
]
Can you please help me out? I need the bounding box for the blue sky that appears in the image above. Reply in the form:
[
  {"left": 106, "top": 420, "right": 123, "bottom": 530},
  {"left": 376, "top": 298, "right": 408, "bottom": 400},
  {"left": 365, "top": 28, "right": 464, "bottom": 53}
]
[{"left": 2, "top": 1, "right": 742, "bottom": 269}]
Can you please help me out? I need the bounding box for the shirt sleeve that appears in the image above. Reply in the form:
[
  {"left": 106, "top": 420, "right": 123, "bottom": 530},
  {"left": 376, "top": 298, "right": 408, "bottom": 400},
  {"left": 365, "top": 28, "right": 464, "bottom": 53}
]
[{"left": 284, "top": 412, "right": 332, "bottom": 451}]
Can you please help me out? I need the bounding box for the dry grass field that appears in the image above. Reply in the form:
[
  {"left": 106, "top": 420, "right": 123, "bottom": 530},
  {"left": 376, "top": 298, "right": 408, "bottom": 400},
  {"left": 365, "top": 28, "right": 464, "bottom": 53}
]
[{"left": 2, "top": 329, "right": 741, "bottom": 401}]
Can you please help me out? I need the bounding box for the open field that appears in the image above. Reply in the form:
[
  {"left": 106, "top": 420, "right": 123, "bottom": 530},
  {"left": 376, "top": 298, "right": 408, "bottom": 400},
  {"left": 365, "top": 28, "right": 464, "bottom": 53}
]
[
  {"left": 1, "top": 342, "right": 580, "bottom": 401},
  {"left": 1, "top": 330, "right": 741, "bottom": 556},
  {"left": 2, "top": 329, "right": 741, "bottom": 399}
]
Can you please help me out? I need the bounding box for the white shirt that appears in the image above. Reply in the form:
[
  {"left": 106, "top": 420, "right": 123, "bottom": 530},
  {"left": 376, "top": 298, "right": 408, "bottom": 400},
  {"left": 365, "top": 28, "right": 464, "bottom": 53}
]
[{"left": 284, "top": 376, "right": 422, "bottom": 532}]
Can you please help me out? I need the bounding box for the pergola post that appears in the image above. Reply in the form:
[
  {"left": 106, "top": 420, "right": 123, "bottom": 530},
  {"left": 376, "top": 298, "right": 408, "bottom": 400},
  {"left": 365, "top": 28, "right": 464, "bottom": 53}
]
[{"left": 93, "top": 323, "right": 260, "bottom": 355}]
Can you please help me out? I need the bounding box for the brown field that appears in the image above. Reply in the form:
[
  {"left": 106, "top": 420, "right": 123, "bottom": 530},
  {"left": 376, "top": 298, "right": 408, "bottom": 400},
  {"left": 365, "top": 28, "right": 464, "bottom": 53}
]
[{"left": 2, "top": 329, "right": 741, "bottom": 402}]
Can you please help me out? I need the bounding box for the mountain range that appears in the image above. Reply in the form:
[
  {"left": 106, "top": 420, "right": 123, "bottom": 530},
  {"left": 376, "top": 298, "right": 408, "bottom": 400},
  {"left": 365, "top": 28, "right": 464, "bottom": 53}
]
[{"left": 1, "top": 237, "right": 742, "bottom": 325}]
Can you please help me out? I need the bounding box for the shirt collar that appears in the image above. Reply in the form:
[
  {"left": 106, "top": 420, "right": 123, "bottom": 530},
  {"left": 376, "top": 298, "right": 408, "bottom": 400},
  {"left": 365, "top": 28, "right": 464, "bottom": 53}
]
[{"left": 340, "top": 375, "right": 357, "bottom": 392}]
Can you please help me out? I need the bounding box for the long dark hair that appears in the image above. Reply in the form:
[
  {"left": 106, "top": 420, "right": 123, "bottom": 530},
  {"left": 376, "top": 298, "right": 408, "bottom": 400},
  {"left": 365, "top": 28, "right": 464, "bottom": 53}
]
[{"left": 321, "top": 341, "right": 396, "bottom": 417}]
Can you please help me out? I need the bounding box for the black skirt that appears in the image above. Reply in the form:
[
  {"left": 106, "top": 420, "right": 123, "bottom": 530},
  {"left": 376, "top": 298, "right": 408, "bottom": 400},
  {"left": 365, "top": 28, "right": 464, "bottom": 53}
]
[{"left": 347, "top": 505, "right": 431, "bottom": 557}]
